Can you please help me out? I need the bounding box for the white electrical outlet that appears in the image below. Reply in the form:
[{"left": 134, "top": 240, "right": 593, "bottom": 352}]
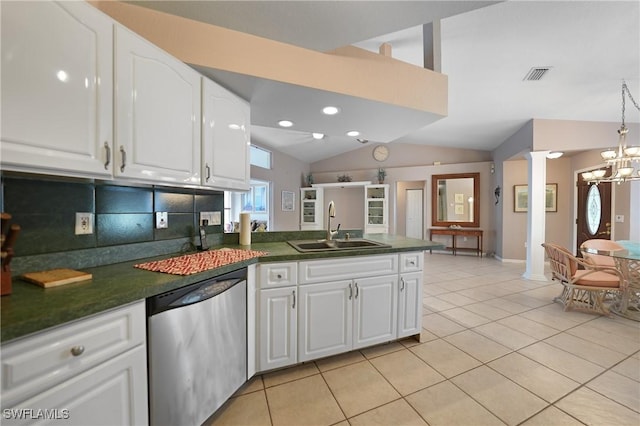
[
  {"left": 156, "top": 212, "right": 168, "bottom": 229},
  {"left": 75, "top": 212, "right": 94, "bottom": 235},
  {"left": 615, "top": 215, "right": 625, "bottom": 223}
]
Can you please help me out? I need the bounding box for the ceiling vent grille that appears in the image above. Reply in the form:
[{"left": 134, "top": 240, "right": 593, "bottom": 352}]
[{"left": 524, "top": 67, "right": 552, "bottom": 81}]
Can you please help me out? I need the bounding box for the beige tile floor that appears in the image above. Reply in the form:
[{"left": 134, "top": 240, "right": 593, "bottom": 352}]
[{"left": 207, "top": 254, "right": 640, "bottom": 426}]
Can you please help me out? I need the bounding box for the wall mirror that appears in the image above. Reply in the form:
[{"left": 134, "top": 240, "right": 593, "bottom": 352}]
[{"left": 431, "top": 172, "right": 480, "bottom": 228}]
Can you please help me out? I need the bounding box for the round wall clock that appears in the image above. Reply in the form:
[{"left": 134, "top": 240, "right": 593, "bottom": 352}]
[{"left": 372, "top": 145, "right": 389, "bottom": 162}]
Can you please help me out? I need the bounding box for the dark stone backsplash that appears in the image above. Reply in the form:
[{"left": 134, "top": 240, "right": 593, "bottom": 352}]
[{"left": 1, "top": 174, "right": 224, "bottom": 264}]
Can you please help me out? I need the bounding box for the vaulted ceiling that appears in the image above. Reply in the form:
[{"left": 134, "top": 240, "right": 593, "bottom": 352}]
[{"left": 128, "top": 1, "right": 639, "bottom": 163}]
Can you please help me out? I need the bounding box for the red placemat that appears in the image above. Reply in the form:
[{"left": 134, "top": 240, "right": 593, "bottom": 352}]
[{"left": 134, "top": 248, "right": 268, "bottom": 275}]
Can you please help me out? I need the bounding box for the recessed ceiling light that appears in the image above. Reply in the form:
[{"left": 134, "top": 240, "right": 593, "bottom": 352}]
[
  {"left": 322, "top": 106, "right": 340, "bottom": 115},
  {"left": 278, "top": 120, "right": 293, "bottom": 128},
  {"left": 346, "top": 130, "right": 360, "bottom": 137},
  {"left": 312, "top": 133, "right": 324, "bottom": 140},
  {"left": 546, "top": 151, "right": 563, "bottom": 159}
]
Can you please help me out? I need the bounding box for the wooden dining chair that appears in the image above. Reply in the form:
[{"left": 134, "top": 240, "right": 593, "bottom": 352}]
[{"left": 542, "top": 243, "right": 621, "bottom": 315}]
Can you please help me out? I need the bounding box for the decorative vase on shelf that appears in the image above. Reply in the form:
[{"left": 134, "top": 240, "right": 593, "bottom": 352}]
[{"left": 377, "top": 168, "right": 386, "bottom": 184}]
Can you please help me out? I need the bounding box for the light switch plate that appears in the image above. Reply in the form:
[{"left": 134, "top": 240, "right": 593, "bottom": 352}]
[
  {"left": 211, "top": 211, "right": 221, "bottom": 225},
  {"left": 156, "top": 212, "right": 168, "bottom": 229},
  {"left": 200, "top": 211, "right": 222, "bottom": 226}
]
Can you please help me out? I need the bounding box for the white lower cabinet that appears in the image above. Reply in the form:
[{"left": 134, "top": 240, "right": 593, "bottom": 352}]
[
  {"left": 298, "top": 275, "right": 398, "bottom": 362},
  {"left": 0, "top": 301, "right": 147, "bottom": 425},
  {"left": 3, "top": 346, "right": 147, "bottom": 426},
  {"left": 257, "top": 253, "right": 422, "bottom": 371},
  {"left": 353, "top": 276, "right": 398, "bottom": 349},
  {"left": 298, "top": 280, "right": 353, "bottom": 362},
  {"left": 258, "top": 287, "right": 297, "bottom": 372},
  {"left": 397, "top": 272, "right": 424, "bottom": 338}
]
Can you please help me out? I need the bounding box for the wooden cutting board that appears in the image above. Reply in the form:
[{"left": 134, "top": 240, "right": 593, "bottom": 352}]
[{"left": 22, "top": 268, "right": 92, "bottom": 288}]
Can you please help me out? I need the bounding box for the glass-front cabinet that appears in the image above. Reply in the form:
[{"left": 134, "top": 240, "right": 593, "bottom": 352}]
[
  {"left": 365, "top": 184, "right": 389, "bottom": 234},
  {"left": 300, "top": 188, "right": 324, "bottom": 230}
]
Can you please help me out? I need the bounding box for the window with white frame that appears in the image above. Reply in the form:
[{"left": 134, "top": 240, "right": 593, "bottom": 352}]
[
  {"left": 225, "top": 179, "right": 270, "bottom": 232},
  {"left": 250, "top": 145, "right": 272, "bottom": 169}
]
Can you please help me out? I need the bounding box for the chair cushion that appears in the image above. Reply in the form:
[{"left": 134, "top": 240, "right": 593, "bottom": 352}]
[{"left": 573, "top": 270, "right": 620, "bottom": 288}]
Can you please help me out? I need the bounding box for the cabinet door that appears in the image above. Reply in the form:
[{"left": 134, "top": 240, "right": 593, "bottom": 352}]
[
  {"left": 353, "top": 276, "right": 397, "bottom": 349},
  {"left": 364, "top": 185, "right": 389, "bottom": 234},
  {"left": 4, "top": 346, "right": 148, "bottom": 426},
  {"left": 398, "top": 272, "right": 424, "bottom": 338},
  {"left": 114, "top": 26, "right": 200, "bottom": 184},
  {"left": 298, "top": 281, "right": 352, "bottom": 362},
  {"left": 259, "top": 287, "right": 297, "bottom": 372},
  {"left": 300, "top": 188, "right": 323, "bottom": 230},
  {"left": 201, "top": 77, "right": 250, "bottom": 190},
  {"left": 0, "top": 1, "right": 112, "bottom": 178}
]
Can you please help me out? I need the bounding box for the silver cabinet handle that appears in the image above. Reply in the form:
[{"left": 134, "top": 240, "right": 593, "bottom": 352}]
[
  {"left": 292, "top": 290, "right": 296, "bottom": 309},
  {"left": 70, "top": 345, "right": 85, "bottom": 357},
  {"left": 355, "top": 283, "right": 359, "bottom": 299},
  {"left": 277, "top": 274, "right": 282, "bottom": 279},
  {"left": 400, "top": 277, "right": 405, "bottom": 292},
  {"left": 104, "top": 142, "right": 111, "bottom": 170},
  {"left": 120, "top": 146, "right": 126, "bottom": 172},
  {"left": 348, "top": 283, "right": 353, "bottom": 300},
  {"left": 205, "top": 163, "right": 211, "bottom": 182},
  {"left": 409, "top": 260, "right": 416, "bottom": 266}
]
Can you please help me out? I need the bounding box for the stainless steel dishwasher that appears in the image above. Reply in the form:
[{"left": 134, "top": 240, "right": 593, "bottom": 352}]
[{"left": 147, "top": 268, "right": 247, "bottom": 426}]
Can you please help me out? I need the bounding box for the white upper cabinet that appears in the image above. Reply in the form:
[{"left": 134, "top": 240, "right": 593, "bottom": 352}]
[
  {"left": 0, "top": 1, "right": 113, "bottom": 178},
  {"left": 201, "top": 78, "right": 250, "bottom": 191},
  {"left": 114, "top": 26, "right": 201, "bottom": 185}
]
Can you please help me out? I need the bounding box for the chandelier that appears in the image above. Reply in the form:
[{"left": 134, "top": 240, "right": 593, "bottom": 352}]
[{"left": 582, "top": 81, "right": 640, "bottom": 184}]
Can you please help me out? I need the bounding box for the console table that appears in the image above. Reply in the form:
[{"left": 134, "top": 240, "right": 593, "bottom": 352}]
[{"left": 429, "top": 228, "right": 484, "bottom": 257}]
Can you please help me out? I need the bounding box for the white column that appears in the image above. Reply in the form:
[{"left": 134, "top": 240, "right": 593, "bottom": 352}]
[{"left": 524, "top": 151, "right": 549, "bottom": 281}]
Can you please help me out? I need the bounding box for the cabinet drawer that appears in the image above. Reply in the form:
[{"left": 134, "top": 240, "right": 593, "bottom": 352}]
[
  {"left": 1, "top": 301, "right": 145, "bottom": 408},
  {"left": 258, "top": 262, "right": 298, "bottom": 288},
  {"left": 3, "top": 345, "right": 148, "bottom": 426},
  {"left": 299, "top": 254, "right": 398, "bottom": 284},
  {"left": 400, "top": 252, "right": 423, "bottom": 273}
]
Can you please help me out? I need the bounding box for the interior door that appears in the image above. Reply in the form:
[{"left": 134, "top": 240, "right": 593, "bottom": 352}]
[
  {"left": 406, "top": 189, "right": 424, "bottom": 239},
  {"left": 576, "top": 169, "right": 612, "bottom": 252}
]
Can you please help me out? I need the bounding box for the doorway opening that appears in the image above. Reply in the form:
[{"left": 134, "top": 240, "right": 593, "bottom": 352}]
[{"left": 396, "top": 181, "right": 426, "bottom": 239}]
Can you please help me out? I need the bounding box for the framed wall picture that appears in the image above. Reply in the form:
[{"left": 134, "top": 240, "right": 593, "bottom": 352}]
[
  {"left": 545, "top": 183, "right": 558, "bottom": 212},
  {"left": 281, "top": 190, "right": 295, "bottom": 212},
  {"left": 513, "top": 184, "right": 558, "bottom": 212},
  {"left": 514, "top": 185, "right": 528, "bottom": 212},
  {"left": 454, "top": 193, "right": 464, "bottom": 203}
]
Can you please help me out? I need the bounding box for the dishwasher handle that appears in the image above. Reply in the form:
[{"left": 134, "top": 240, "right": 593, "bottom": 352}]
[
  {"left": 147, "top": 268, "right": 247, "bottom": 316},
  {"left": 169, "top": 278, "right": 244, "bottom": 307}
]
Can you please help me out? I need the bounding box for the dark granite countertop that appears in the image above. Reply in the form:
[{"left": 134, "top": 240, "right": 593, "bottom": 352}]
[{"left": 1, "top": 234, "right": 442, "bottom": 344}]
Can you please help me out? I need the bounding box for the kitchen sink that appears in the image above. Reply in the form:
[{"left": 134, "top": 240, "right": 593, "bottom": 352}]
[{"left": 287, "top": 238, "right": 391, "bottom": 252}]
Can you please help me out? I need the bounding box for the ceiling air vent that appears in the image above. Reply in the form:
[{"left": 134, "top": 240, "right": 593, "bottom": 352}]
[{"left": 523, "top": 67, "right": 552, "bottom": 81}]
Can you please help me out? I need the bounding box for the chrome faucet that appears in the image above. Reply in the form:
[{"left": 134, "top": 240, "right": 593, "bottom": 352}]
[{"left": 326, "top": 201, "right": 340, "bottom": 241}]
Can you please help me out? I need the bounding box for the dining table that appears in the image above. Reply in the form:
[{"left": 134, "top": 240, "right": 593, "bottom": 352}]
[{"left": 581, "top": 240, "right": 640, "bottom": 321}]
